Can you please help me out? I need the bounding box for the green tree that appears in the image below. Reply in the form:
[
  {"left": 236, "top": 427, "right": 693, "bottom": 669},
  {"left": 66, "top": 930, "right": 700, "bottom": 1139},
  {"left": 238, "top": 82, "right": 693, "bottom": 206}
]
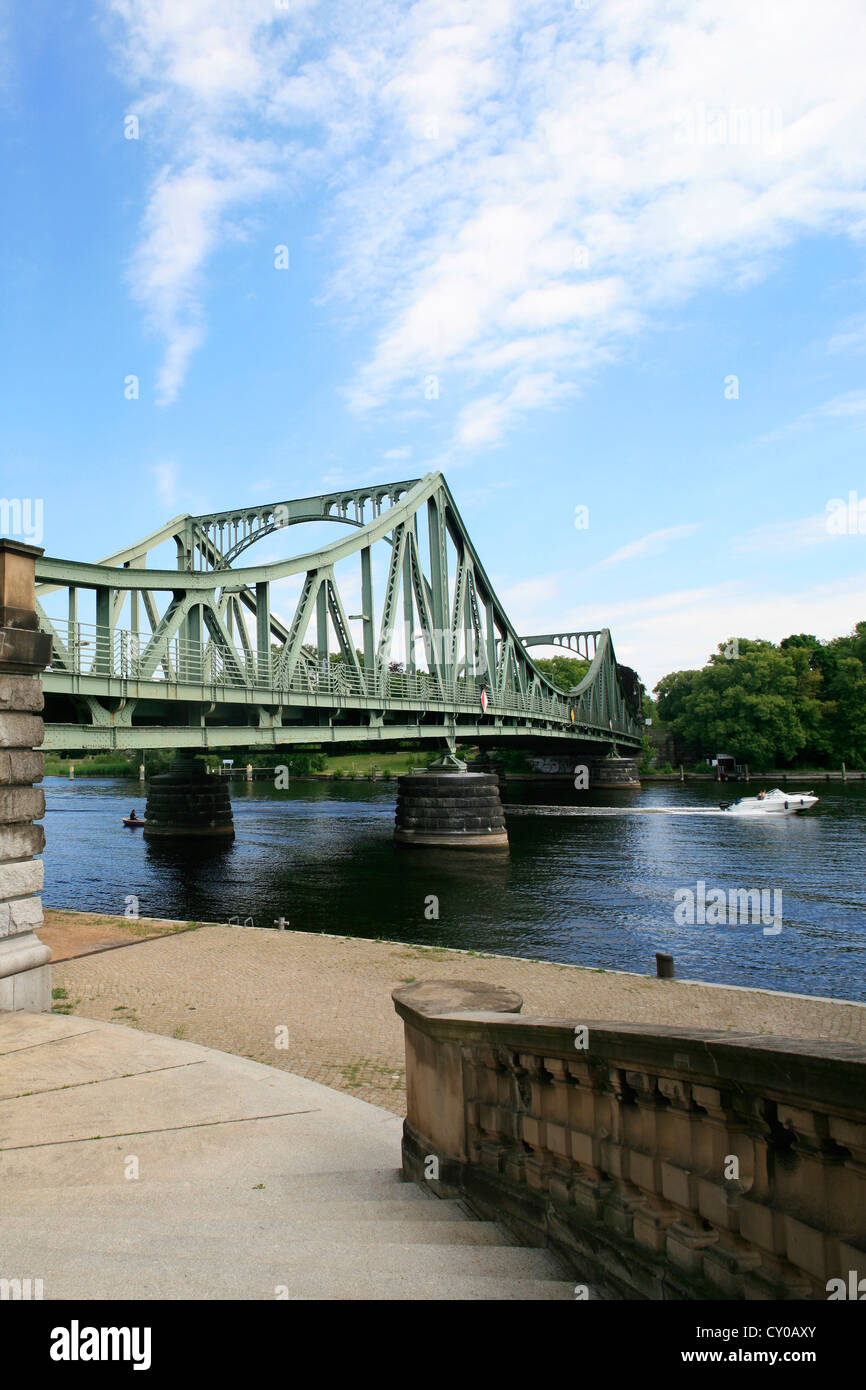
[
  {"left": 654, "top": 624, "right": 866, "bottom": 769},
  {"left": 817, "top": 625, "right": 866, "bottom": 766},
  {"left": 533, "top": 655, "right": 590, "bottom": 692},
  {"left": 656, "top": 640, "right": 807, "bottom": 768}
]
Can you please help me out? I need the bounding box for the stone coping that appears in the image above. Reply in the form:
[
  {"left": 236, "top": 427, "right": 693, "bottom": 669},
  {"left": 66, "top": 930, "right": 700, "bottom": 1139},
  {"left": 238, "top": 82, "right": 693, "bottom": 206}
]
[{"left": 392, "top": 981, "right": 866, "bottom": 1115}]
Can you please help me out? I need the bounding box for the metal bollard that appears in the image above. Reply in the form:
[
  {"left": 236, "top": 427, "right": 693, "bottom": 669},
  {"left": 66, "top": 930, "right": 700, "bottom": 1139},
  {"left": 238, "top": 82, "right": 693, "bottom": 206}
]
[{"left": 656, "top": 952, "right": 675, "bottom": 979}]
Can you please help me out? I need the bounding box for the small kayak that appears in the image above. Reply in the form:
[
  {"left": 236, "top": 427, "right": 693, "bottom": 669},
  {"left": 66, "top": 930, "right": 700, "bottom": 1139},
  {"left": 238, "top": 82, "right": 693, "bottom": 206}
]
[{"left": 122, "top": 818, "right": 145, "bottom": 827}]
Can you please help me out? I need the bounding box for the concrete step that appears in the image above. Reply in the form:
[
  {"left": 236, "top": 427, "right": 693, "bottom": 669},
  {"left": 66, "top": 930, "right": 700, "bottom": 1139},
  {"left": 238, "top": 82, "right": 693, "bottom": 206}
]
[
  {"left": 0, "top": 1239, "right": 575, "bottom": 1299},
  {"left": 6, "top": 1261, "right": 577, "bottom": 1300},
  {"left": 0, "top": 1110, "right": 405, "bottom": 1188},
  {"left": 7, "top": 1190, "right": 476, "bottom": 1225},
  {"left": 4, "top": 1228, "right": 564, "bottom": 1277},
  {"left": 0, "top": 1212, "right": 515, "bottom": 1246},
  {"left": 5, "top": 1168, "right": 431, "bottom": 1207}
]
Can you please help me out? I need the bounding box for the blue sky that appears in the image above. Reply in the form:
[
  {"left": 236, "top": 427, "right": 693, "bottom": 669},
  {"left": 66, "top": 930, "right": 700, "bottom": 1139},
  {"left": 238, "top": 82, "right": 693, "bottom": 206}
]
[{"left": 1, "top": 0, "right": 865, "bottom": 687}]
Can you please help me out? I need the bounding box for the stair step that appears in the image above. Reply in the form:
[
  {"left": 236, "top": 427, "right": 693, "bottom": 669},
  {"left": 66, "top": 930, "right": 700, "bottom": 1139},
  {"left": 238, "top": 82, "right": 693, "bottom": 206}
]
[
  {"left": 0, "top": 1213, "right": 514, "bottom": 1246},
  {"left": 2, "top": 1190, "right": 476, "bottom": 1223},
  {"left": 0, "top": 1155, "right": 413, "bottom": 1198},
  {"left": 6, "top": 1263, "right": 578, "bottom": 1300},
  {"left": 5, "top": 1167, "right": 420, "bottom": 1200},
  {"left": 0, "top": 1249, "right": 576, "bottom": 1299},
  {"left": 1, "top": 1232, "right": 568, "bottom": 1280}
]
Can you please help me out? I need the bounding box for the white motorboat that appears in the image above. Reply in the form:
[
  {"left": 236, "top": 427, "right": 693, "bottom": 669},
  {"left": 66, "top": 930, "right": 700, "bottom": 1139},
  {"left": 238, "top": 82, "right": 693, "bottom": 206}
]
[{"left": 720, "top": 787, "right": 819, "bottom": 816}]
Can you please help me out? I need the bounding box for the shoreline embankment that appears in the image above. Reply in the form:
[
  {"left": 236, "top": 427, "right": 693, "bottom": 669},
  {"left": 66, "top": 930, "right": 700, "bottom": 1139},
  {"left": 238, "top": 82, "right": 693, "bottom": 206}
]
[{"left": 38, "top": 910, "right": 866, "bottom": 1117}]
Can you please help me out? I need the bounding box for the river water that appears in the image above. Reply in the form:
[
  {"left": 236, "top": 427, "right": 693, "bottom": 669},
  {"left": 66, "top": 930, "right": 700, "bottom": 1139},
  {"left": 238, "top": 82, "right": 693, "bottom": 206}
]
[{"left": 41, "top": 776, "right": 866, "bottom": 1002}]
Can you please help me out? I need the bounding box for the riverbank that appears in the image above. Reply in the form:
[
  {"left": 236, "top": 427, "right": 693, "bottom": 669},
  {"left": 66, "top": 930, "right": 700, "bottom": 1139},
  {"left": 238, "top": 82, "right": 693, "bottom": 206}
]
[
  {"left": 38, "top": 909, "right": 202, "bottom": 962},
  {"left": 40, "top": 911, "right": 866, "bottom": 1116},
  {"left": 44, "top": 761, "right": 864, "bottom": 784}
]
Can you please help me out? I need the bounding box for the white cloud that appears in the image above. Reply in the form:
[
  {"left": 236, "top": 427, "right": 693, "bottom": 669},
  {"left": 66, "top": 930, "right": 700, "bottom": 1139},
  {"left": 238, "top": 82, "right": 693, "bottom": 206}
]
[
  {"left": 455, "top": 372, "right": 572, "bottom": 448},
  {"left": 504, "top": 279, "right": 626, "bottom": 331},
  {"left": 107, "top": 0, "right": 310, "bottom": 404},
  {"left": 732, "top": 510, "right": 838, "bottom": 554},
  {"left": 498, "top": 572, "right": 565, "bottom": 619},
  {"left": 502, "top": 572, "right": 866, "bottom": 688},
  {"left": 107, "top": 0, "right": 866, "bottom": 443},
  {"left": 562, "top": 574, "right": 866, "bottom": 687},
  {"left": 151, "top": 461, "right": 178, "bottom": 507},
  {"left": 759, "top": 389, "right": 866, "bottom": 443},
  {"left": 828, "top": 316, "right": 866, "bottom": 356},
  {"left": 597, "top": 524, "right": 701, "bottom": 568},
  {"left": 819, "top": 391, "right": 866, "bottom": 420},
  {"left": 335, "top": 0, "right": 866, "bottom": 449}
]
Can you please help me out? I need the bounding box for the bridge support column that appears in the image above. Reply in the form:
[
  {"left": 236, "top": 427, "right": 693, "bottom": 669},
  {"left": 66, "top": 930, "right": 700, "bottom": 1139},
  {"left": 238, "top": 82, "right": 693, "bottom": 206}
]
[
  {"left": 0, "top": 540, "right": 54, "bottom": 1011},
  {"left": 466, "top": 751, "right": 507, "bottom": 793},
  {"left": 394, "top": 753, "right": 508, "bottom": 849},
  {"left": 587, "top": 754, "right": 641, "bottom": 789},
  {"left": 143, "top": 755, "right": 235, "bottom": 839},
  {"left": 526, "top": 752, "right": 641, "bottom": 788}
]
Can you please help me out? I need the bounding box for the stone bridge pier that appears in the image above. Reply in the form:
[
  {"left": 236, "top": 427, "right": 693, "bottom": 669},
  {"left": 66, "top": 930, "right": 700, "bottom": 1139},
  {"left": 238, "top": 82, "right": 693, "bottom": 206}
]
[
  {"left": 394, "top": 752, "right": 508, "bottom": 849},
  {"left": 527, "top": 752, "right": 641, "bottom": 788},
  {"left": 144, "top": 754, "right": 235, "bottom": 839}
]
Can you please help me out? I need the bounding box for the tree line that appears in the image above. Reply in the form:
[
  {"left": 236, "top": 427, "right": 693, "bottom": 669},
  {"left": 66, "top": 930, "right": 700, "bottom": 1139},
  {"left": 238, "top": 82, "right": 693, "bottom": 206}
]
[{"left": 651, "top": 623, "right": 866, "bottom": 769}]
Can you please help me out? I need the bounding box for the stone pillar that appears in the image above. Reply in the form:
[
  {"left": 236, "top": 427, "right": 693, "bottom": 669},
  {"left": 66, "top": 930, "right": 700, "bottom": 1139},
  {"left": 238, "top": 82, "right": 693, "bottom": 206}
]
[
  {"left": 0, "top": 540, "right": 53, "bottom": 1011},
  {"left": 143, "top": 754, "right": 234, "bottom": 838},
  {"left": 587, "top": 754, "right": 641, "bottom": 789},
  {"left": 392, "top": 980, "right": 523, "bottom": 1194},
  {"left": 466, "top": 752, "right": 507, "bottom": 794},
  {"left": 526, "top": 751, "right": 641, "bottom": 787},
  {"left": 394, "top": 754, "right": 508, "bottom": 849}
]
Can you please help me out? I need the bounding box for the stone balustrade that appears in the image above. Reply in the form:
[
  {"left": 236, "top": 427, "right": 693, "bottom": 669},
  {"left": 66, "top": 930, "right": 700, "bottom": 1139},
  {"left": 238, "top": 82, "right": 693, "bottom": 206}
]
[{"left": 393, "top": 980, "right": 866, "bottom": 1299}]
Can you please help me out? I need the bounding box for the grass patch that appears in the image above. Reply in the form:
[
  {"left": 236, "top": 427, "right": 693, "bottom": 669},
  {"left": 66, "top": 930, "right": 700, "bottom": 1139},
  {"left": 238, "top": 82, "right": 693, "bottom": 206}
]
[
  {"left": 336, "top": 1058, "right": 405, "bottom": 1092},
  {"left": 52, "top": 995, "right": 79, "bottom": 1015},
  {"left": 115, "top": 918, "right": 190, "bottom": 939},
  {"left": 397, "top": 946, "right": 452, "bottom": 960}
]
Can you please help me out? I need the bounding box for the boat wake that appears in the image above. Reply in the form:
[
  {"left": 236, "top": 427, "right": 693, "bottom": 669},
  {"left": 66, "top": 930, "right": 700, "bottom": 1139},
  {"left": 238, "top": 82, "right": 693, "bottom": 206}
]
[{"left": 506, "top": 805, "right": 732, "bottom": 817}]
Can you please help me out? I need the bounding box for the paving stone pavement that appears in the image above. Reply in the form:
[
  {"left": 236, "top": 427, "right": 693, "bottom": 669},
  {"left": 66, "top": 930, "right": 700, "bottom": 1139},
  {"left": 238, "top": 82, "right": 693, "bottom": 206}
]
[{"left": 47, "top": 921, "right": 866, "bottom": 1116}]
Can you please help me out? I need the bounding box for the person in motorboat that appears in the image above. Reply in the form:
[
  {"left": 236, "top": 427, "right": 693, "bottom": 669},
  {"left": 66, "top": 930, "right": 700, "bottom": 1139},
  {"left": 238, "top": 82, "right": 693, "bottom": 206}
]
[
  {"left": 720, "top": 787, "right": 818, "bottom": 815},
  {"left": 128, "top": 809, "right": 139, "bottom": 821}
]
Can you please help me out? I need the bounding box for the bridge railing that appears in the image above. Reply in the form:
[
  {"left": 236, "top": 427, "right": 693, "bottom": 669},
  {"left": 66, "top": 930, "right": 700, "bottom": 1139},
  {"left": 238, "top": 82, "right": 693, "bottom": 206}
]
[{"left": 39, "top": 617, "right": 635, "bottom": 736}]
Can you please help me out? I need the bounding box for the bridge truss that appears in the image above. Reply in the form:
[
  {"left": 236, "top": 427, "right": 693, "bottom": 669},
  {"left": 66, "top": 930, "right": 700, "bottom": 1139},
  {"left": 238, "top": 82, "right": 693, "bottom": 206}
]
[{"left": 34, "top": 473, "right": 643, "bottom": 754}]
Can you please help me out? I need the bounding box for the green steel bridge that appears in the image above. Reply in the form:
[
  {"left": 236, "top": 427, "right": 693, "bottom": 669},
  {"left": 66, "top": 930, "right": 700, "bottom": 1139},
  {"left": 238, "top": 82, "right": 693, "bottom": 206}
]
[{"left": 34, "top": 472, "right": 643, "bottom": 756}]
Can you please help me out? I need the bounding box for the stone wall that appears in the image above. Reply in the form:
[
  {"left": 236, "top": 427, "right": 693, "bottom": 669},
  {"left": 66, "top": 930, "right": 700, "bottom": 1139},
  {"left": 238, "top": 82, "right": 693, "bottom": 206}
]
[
  {"left": 393, "top": 981, "right": 866, "bottom": 1299},
  {"left": 0, "top": 540, "right": 52, "bottom": 1010},
  {"left": 0, "top": 676, "right": 49, "bottom": 1008}
]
